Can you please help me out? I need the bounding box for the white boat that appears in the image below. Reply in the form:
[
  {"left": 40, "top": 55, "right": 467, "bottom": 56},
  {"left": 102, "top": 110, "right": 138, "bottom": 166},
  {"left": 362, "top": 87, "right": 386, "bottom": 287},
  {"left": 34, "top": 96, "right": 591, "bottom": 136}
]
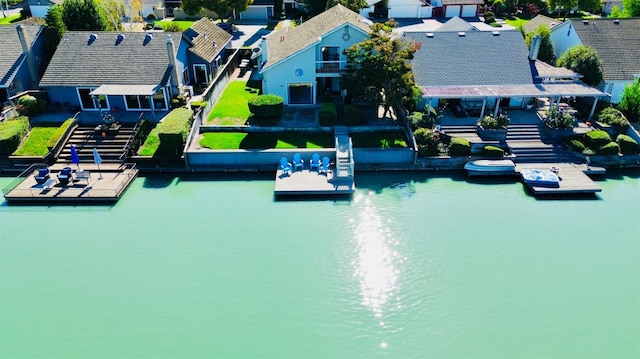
[
  {"left": 520, "top": 169, "right": 560, "bottom": 188},
  {"left": 464, "top": 160, "right": 516, "bottom": 176}
]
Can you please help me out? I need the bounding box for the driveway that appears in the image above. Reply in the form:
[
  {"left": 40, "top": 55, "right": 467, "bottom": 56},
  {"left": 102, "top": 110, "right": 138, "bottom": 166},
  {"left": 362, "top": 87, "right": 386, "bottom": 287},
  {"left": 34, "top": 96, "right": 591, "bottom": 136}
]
[{"left": 232, "top": 23, "right": 273, "bottom": 49}]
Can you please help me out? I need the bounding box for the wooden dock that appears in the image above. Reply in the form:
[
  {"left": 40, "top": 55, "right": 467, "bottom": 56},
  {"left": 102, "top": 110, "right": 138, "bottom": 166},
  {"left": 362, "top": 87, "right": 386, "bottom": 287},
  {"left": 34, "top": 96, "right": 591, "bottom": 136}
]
[
  {"left": 3, "top": 164, "right": 138, "bottom": 204},
  {"left": 274, "top": 169, "right": 355, "bottom": 196},
  {"left": 515, "top": 163, "right": 604, "bottom": 195}
]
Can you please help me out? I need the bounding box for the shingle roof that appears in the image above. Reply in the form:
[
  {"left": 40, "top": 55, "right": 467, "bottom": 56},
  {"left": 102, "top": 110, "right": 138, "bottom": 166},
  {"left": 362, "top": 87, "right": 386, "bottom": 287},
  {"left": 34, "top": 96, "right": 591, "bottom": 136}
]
[
  {"left": 262, "top": 4, "right": 371, "bottom": 71},
  {"left": 40, "top": 31, "right": 182, "bottom": 87},
  {"left": 0, "top": 25, "right": 42, "bottom": 86},
  {"left": 184, "top": 18, "right": 233, "bottom": 62},
  {"left": 522, "top": 15, "right": 561, "bottom": 34},
  {"left": 406, "top": 30, "right": 534, "bottom": 87},
  {"left": 570, "top": 18, "right": 640, "bottom": 81},
  {"left": 435, "top": 16, "right": 477, "bottom": 32}
]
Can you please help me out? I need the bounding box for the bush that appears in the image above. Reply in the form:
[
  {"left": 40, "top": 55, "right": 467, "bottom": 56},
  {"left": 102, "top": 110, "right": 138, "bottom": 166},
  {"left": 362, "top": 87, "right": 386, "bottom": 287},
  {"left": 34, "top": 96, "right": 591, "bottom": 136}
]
[
  {"left": 190, "top": 101, "right": 208, "bottom": 111},
  {"left": 144, "top": 23, "right": 154, "bottom": 30},
  {"left": 16, "top": 95, "right": 46, "bottom": 117},
  {"left": 0, "top": 116, "right": 30, "bottom": 154},
  {"left": 479, "top": 113, "right": 509, "bottom": 129},
  {"left": 344, "top": 104, "right": 362, "bottom": 126},
  {"left": 582, "top": 148, "right": 595, "bottom": 156},
  {"left": 449, "top": 137, "right": 470, "bottom": 156},
  {"left": 46, "top": 118, "right": 75, "bottom": 149},
  {"left": 163, "top": 22, "right": 182, "bottom": 32},
  {"left": 147, "top": 13, "right": 157, "bottom": 20},
  {"left": 484, "top": 11, "right": 496, "bottom": 24},
  {"left": 409, "top": 110, "right": 436, "bottom": 130},
  {"left": 247, "top": 94, "right": 284, "bottom": 118},
  {"left": 616, "top": 134, "right": 638, "bottom": 154},
  {"left": 140, "top": 108, "right": 193, "bottom": 157},
  {"left": 584, "top": 130, "right": 612, "bottom": 148},
  {"left": 483, "top": 145, "right": 504, "bottom": 157},
  {"left": 318, "top": 102, "right": 337, "bottom": 126},
  {"left": 544, "top": 108, "right": 575, "bottom": 129},
  {"left": 568, "top": 138, "right": 586, "bottom": 152},
  {"left": 171, "top": 95, "right": 186, "bottom": 109},
  {"left": 596, "top": 142, "right": 620, "bottom": 155},
  {"left": 414, "top": 128, "right": 440, "bottom": 156},
  {"left": 597, "top": 107, "right": 629, "bottom": 130}
]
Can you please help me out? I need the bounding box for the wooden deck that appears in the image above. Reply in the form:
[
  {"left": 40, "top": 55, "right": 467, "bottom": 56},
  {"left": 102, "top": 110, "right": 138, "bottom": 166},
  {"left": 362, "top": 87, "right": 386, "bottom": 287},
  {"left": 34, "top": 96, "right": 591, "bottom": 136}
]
[
  {"left": 515, "top": 163, "right": 604, "bottom": 195},
  {"left": 274, "top": 169, "right": 355, "bottom": 196},
  {"left": 3, "top": 164, "right": 138, "bottom": 203}
]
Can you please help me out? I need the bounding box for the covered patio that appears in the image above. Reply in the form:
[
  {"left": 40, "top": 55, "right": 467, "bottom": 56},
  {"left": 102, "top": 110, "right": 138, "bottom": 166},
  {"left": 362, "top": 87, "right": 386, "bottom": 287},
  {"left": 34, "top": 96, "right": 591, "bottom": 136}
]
[{"left": 89, "top": 84, "right": 170, "bottom": 122}]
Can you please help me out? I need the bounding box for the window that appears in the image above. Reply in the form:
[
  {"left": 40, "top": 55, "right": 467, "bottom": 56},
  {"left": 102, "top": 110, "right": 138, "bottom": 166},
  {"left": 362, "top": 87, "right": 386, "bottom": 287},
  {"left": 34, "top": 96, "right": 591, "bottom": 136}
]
[
  {"left": 77, "top": 87, "right": 108, "bottom": 110},
  {"left": 194, "top": 64, "right": 208, "bottom": 85},
  {"left": 321, "top": 46, "right": 340, "bottom": 62},
  {"left": 288, "top": 83, "right": 313, "bottom": 104},
  {"left": 183, "top": 68, "right": 190, "bottom": 85},
  {"left": 125, "top": 94, "right": 150, "bottom": 110},
  {"left": 152, "top": 89, "right": 167, "bottom": 110}
]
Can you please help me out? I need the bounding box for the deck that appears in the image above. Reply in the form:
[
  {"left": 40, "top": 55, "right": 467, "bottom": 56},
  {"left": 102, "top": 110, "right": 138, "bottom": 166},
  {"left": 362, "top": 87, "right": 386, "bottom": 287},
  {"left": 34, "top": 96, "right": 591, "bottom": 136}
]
[
  {"left": 274, "top": 169, "right": 355, "bottom": 196},
  {"left": 3, "top": 163, "right": 138, "bottom": 203},
  {"left": 515, "top": 163, "right": 604, "bottom": 195}
]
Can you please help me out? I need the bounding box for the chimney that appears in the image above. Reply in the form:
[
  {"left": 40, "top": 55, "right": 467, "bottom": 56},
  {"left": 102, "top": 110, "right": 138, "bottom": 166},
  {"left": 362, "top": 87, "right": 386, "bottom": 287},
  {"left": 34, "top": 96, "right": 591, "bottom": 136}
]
[
  {"left": 166, "top": 35, "right": 182, "bottom": 96},
  {"left": 16, "top": 25, "right": 39, "bottom": 88},
  {"left": 260, "top": 35, "right": 268, "bottom": 63},
  {"left": 528, "top": 34, "right": 541, "bottom": 61}
]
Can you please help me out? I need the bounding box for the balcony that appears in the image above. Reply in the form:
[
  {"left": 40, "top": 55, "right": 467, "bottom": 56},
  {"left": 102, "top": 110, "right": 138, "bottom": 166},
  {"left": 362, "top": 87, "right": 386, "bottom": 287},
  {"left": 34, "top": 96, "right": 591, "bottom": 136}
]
[{"left": 316, "top": 61, "right": 346, "bottom": 74}]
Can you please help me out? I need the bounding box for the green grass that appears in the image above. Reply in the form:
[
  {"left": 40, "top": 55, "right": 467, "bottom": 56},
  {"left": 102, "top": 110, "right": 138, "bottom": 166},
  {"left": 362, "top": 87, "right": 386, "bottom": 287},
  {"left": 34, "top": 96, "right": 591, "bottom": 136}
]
[
  {"left": 200, "top": 132, "right": 333, "bottom": 149},
  {"left": 207, "top": 81, "right": 259, "bottom": 125},
  {"left": 351, "top": 132, "right": 407, "bottom": 148},
  {"left": 154, "top": 19, "right": 195, "bottom": 31},
  {"left": 0, "top": 14, "right": 21, "bottom": 25},
  {"left": 13, "top": 127, "right": 58, "bottom": 156},
  {"left": 138, "top": 128, "right": 160, "bottom": 156},
  {"left": 504, "top": 17, "right": 529, "bottom": 28}
]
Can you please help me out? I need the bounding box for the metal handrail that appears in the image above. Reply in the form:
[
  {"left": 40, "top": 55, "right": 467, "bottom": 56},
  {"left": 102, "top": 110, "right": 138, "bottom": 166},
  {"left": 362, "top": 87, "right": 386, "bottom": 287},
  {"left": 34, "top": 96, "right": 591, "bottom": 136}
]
[{"left": 119, "top": 113, "right": 145, "bottom": 163}]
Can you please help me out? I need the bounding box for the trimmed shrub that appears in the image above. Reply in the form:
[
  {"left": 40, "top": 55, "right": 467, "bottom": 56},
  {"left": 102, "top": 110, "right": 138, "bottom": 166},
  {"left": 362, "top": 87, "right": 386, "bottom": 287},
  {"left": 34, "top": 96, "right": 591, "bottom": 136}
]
[
  {"left": 171, "top": 95, "right": 186, "bottom": 109},
  {"left": 146, "top": 13, "right": 157, "bottom": 20},
  {"left": 414, "top": 128, "right": 439, "bottom": 156},
  {"left": 319, "top": 102, "right": 337, "bottom": 126},
  {"left": 190, "top": 101, "right": 208, "bottom": 111},
  {"left": 46, "top": 118, "right": 75, "bottom": 149},
  {"left": 140, "top": 108, "right": 193, "bottom": 156},
  {"left": 248, "top": 94, "right": 284, "bottom": 118},
  {"left": 484, "top": 11, "right": 496, "bottom": 24},
  {"left": 597, "top": 107, "right": 629, "bottom": 130},
  {"left": 582, "top": 148, "right": 595, "bottom": 156},
  {"left": 596, "top": 142, "right": 620, "bottom": 155},
  {"left": 449, "top": 137, "right": 470, "bottom": 156},
  {"left": 483, "top": 145, "right": 504, "bottom": 157},
  {"left": 616, "top": 134, "right": 638, "bottom": 154},
  {"left": 163, "top": 22, "right": 182, "bottom": 32},
  {"left": 16, "top": 95, "right": 47, "bottom": 117},
  {"left": 344, "top": 104, "right": 362, "bottom": 126},
  {"left": 584, "top": 130, "right": 612, "bottom": 148},
  {"left": 0, "top": 116, "right": 30, "bottom": 154},
  {"left": 568, "top": 138, "right": 586, "bottom": 152}
]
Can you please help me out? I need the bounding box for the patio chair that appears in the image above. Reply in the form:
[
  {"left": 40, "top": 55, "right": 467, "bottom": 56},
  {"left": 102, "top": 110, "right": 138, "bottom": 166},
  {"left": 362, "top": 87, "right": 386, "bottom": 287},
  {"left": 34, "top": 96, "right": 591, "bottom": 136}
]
[
  {"left": 279, "top": 157, "right": 292, "bottom": 176},
  {"left": 309, "top": 153, "right": 321, "bottom": 171},
  {"left": 57, "top": 167, "right": 73, "bottom": 185},
  {"left": 34, "top": 168, "right": 50, "bottom": 184},
  {"left": 319, "top": 156, "right": 330, "bottom": 174},
  {"left": 292, "top": 153, "right": 304, "bottom": 171}
]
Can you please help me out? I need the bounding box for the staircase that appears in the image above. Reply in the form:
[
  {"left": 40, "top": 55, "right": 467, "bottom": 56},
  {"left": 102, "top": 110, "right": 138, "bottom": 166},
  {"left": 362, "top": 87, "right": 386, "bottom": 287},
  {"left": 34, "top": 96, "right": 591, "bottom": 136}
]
[
  {"left": 506, "top": 124, "right": 579, "bottom": 163},
  {"left": 439, "top": 124, "right": 482, "bottom": 142},
  {"left": 334, "top": 126, "right": 354, "bottom": 179},
  {"left": 57, "top": 125, "right": 136, "bottom": 164}
]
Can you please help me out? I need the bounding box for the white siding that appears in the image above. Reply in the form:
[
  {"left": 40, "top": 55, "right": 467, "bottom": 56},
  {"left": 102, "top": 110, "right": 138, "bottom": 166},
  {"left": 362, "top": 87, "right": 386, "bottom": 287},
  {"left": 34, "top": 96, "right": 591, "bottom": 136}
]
[
  {"left": 240, "top": 6, "right": 271, "bottom": 19},
  {"left": 550, "top": 22, "right": 582, "bottom": 60},
  {"left": 389, "top": 6, "right": 419, "bottom": 18},
  {"left": 445, "top": 5, "right": 461, "bottom": 17}
]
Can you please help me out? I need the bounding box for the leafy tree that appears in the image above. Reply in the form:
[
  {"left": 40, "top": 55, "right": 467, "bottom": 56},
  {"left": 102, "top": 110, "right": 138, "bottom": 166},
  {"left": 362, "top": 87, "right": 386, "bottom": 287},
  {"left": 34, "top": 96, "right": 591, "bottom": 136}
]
[
  {"left": 61, "top": 0, "right": 107, "bottom": 31},
  {"left": 619, "top": 79, "right": 640, "bottom": 122},
  {"left": 342, "top": 21, "right": 420, "bottom": 119},
  {"left": 622, "top": 0, "right": 640, "bottom": 16},
  {"left": 300, "top": 0, "right": 329, "bottom": 16},
  {"left": 608, "top": 5, "right": 627, "bottom": 17},
  {"left": 325, "top": 0, "right": 368, "bottom": 13},
  {"left": 181, "top": 0, "right": 253, "bottom": 19},
  {"left": 97, "top": 0, "right": 123, "bottom": 31},
  {"left": 577, "top": 0, "right": 600, "bottom": 12},
  {"left": 43, "top": 4, "right": 66, "bottom": 62},
  {"left": 557, "top": 45, "right": 603, "bottom": 87},
  {"left": 525, "top": 25, "right": 555, "bottom": 65},
  {"left": 547, "top": 0, "right": 577, "bottom": 19}
]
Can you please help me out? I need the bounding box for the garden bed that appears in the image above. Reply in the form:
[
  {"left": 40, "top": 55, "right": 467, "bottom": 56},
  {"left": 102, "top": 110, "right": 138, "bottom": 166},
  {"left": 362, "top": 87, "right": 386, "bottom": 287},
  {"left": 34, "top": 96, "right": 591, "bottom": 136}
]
[{"left": 351, "top": 131, "right": 407, "bottom": 148}]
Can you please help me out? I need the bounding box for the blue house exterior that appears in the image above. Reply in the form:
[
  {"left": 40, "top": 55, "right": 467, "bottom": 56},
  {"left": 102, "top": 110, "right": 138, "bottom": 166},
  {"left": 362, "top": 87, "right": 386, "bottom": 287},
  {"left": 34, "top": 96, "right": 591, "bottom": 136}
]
[{"left": 0, "top": 25, "right": 45, "bottom": 104}]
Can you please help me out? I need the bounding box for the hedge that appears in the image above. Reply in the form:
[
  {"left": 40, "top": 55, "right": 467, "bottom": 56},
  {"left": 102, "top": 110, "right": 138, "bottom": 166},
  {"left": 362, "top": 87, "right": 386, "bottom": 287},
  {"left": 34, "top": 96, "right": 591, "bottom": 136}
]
[
  {"left": 247, "top": 94, "right": 284, "bottom": 118},
  {"left": 46, "top": 118, "right": 75, "bottom": 149},
  {"left": 449, "top": 137, "right": 470, "bottom": 156},
  {"left": 584, "top": 130, "right": 612, "bottom": 148},
  {"left": 319, "top": 102, "right": 336, "bottom": 126},
  {"left": 597, "top": 107, "right": 629, "bottom": 129},
  {"left": 483, "top": 145, "right": 504, "bottom": 157},
  {"left": 616, "top": 134, "right": 638, "bottom": 155},
  {"left": 596, "top": 142, "right": 620, "bottom": 155},
  {"left": 140, "top": 108, "right": 193, "bottom": 156},
  {"left": 190, "top": 101, "right": 208, "bottom": 111},
  {"left": 0, "top": 116, "right": 30, "bottom": 154},
  {"left": 568, "top": 138, "right": 586, "bottom": 152},
  {"left": 344, "top": 104, "right": 362, "bottom": 126}
]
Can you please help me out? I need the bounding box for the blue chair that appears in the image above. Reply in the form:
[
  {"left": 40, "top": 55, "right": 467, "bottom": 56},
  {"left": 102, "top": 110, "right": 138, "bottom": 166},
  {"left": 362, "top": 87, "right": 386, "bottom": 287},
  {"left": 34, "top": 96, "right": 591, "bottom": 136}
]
[
  {"left": 279, "top": 157, "right": 292, "bottom": 175},
  {"left": 319, "top": 156, "right": 330, "bottom": 174},
  {"left": 57, "top": 167, "right": 73, "bottom": 185},
  {"left": 292, "top": 153, "right": 304, "bottom": 171},
  {"left": 309, "top": 153, "right": 320, "bottom": 171},
  {"left": 34, "top": 168, "right": 50, "bottom": 184}
]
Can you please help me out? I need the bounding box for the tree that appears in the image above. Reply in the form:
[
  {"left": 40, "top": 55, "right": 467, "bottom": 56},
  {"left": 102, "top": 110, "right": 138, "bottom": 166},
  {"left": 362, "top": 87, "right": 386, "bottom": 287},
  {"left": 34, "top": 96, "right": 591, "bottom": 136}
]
[
  {"left": 342, "top": 21, "right": 420, "bottom": 119},
  {"left": 619, "top": 79, "right": 640, "bottom": 122},
  {"left": 525, "top": 25, "right": 555, "bottom": 65},
  {"left": 300, "top": 0, "right": 329, "bottom": 16},
  {"left": 577, "top": 0, "right": 600, "bottom": 11},
  {"left": 42, "top": 5, "right": 66, "bottom": 66},
  {"left": 97, "top": 0, "right": 124, "bottom": 31},
  {"left": 325, "top": 0, "right": 368, "bottom": 13},
  {"left": 61, "top": 0, "right": 107, "bottom": 31},
  {"left": 622, "top": 0, "right": 640, "bottom": 16},
  {"left": 557, "top": 45, "right": 603, "bottom": 87},
  {"left": 608, "top": 5, "right": 627, "bottom": 18},
  {"left": 181, "top": 0, "right": 253, "bottom": 19},
  {"left": 547, "top": 0, "right": 577, "bottom": 19}
]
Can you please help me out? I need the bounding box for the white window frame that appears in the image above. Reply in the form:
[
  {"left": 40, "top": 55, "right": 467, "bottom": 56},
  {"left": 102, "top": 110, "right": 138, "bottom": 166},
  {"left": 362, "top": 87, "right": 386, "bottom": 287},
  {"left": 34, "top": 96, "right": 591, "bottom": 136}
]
[
  {"left": 77, "top": 87, "right": 109, "bottom": 111},
  {"left": 193, "top": 64, "right": 208, "bottom": 85},
  {"left": 183, "top": 68, "right": 190, "bottom": 85},
  {"left": 123, "top": 94, "right": 151, "bottom": 111},
  {"left": 287, "top": 83, "right": 314, "bottom": 105}
]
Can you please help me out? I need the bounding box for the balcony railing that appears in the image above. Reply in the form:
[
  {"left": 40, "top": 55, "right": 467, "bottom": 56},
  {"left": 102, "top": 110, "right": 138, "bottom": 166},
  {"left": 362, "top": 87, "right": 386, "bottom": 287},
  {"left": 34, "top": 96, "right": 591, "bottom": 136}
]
[{"left": 316, "top": 61, "right": 346, "bottom": 74}]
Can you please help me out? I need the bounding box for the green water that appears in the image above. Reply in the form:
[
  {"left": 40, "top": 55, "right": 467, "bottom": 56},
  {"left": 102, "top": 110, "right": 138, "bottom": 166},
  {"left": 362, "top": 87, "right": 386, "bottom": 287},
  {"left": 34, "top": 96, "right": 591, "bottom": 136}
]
[{"left": 1, "top": 171, "right": 639, "bottom": 358}]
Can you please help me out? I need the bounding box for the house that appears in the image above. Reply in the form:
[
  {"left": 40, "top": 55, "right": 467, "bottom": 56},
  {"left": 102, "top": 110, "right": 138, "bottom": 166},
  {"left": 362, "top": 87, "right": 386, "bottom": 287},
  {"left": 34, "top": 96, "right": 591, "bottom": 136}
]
[
  {"left": 179, "top": 18, "right": 233, "bottom": 88},
  {"left": 602, "top": 0, "right": 623, "bottom": 15},
  {"left": 239, "top": 0, "right": 274, "bottom": 20},
  {"left": 550, "top": 18, "right": 640, "bottom": 103},
  {"left": 258, "top": 5, "right": 371, "bottom": 105},
  {"left": 405, "top": 30, "right": 607, "bottom": 118},
  {"left": 522, "top": 14, "right": 561, "bottom": 34},
  {"left": 23, "top": 0, "right": 64, "bottom": 18},
  {"left": 0, "top": 24, "right": 44, "bottom": 104},
  {"left": 39, "top": 31, "right": 186, "bottom": 116},
  {"left": 359, "top": 0, "right": 482, "bottom": 19},
  {"left": 434, "top": 16, "right": 478, "bottom": 32}
]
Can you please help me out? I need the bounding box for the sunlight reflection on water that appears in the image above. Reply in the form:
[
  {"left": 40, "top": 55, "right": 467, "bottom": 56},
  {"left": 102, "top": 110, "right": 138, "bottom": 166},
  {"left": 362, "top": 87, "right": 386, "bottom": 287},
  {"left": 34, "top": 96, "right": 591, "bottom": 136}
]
[{"left": 350, "top": 192, "right": 402, "bottom": 318}]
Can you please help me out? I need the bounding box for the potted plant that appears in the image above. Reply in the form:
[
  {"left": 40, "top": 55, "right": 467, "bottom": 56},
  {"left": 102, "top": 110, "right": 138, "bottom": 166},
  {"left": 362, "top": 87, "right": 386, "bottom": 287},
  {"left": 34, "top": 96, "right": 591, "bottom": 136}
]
[
  {"left": 477, "top": 112, "right": 509, "bottom": 141},
  {"left": 543, "top": 107, "right": 576, "bottom": 139}
]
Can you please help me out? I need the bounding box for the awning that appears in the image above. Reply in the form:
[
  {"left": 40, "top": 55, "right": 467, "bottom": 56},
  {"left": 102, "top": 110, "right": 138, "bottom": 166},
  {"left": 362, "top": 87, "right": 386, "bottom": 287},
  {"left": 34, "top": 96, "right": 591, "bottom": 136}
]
[
  {"left": 90, "top": 84, "right": 159, "bottom": 96},
  {"left": 421, "top": 82, "right": 609, "bottom": 99}
]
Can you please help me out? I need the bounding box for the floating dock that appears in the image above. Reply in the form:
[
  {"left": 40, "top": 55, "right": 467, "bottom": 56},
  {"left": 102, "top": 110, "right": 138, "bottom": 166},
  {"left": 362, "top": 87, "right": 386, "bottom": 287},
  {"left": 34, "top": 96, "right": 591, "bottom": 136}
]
[
  {"left": 274, "top": 169, "right": 355, "bottom": 196},
  {"left": 3, "top": 163, "right": 138, "bottom": 204},
  {"left": 516, "top": 163, "right": 604, "bottom": 195}
]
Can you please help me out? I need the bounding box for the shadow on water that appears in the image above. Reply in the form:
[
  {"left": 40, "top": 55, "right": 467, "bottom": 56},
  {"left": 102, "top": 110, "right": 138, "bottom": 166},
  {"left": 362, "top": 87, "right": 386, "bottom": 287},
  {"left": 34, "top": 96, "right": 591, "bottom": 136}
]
[
  {"left": 521, "top": 183, "right": 603, "bottom": 201},
  {"left": 274, "top": 194, "right": 353, "bottom": 203},
  {"left": 603, "top": 168, "right": 640, "bottom": 180},
  {"left": 355, "top": 170, "right": 463, "bottom": 193}
]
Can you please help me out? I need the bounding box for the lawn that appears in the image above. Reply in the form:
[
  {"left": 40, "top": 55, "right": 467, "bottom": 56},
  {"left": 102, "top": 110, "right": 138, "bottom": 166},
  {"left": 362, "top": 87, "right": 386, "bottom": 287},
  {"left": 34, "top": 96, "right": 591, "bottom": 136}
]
[
  {"left": 504, "top": 17, "right": 529, "bottom": 28},
  {"left": 154, "top": 20, "right": 195, "bottom": 31},
  {"left": 0, "top": 14, "right": 21, "bottom": 25},
  {"left": 12, "top": 127, "right": 58, "bottom": 156},
  {"left": 351, "top": 132, "right": 407, "bottom": 148},
  {"left": 207, "top": 80, "right": 259, "bottom": 125},
  {"left": 199, "top": 132, "right": 334, "bottom": 149}
]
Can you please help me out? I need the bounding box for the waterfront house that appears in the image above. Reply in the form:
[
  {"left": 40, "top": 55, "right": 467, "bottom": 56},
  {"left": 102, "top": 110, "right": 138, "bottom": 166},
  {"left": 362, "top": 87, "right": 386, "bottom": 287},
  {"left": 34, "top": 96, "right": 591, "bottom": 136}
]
[
  {"left": 0, "top": 24, "right": 44, "bottom": 104},
  {"left": 548, "top": 18, "right": 640, "bottom": 103},
  {"left": 360, "top": 0, "right": 483, "bottom": 19},
  {"left": 39, "top": 31, "right": 185, "bottom": 116}
]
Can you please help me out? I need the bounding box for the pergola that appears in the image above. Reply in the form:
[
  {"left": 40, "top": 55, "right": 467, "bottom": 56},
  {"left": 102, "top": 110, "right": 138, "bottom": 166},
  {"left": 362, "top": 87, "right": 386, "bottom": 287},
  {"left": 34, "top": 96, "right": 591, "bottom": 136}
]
[{"left": 90, "top": 85, "right": 162, "bottom": 120}]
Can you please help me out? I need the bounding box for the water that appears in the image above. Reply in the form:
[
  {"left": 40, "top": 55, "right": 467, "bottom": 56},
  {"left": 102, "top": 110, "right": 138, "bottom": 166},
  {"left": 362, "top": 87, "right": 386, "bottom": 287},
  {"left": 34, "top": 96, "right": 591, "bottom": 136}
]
[{"left": 1, "top": 171, "right": 639, "bottom": 358}]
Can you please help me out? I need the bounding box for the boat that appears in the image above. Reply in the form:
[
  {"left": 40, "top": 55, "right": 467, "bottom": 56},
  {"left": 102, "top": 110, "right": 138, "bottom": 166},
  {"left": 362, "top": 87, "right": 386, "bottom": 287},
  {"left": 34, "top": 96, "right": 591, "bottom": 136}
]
[
  {"left": 520, "top": 169, "right": 560, "bottom": 188},
  {"left": 464, "top": 160, "right": 516, "bottom": 176}
]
